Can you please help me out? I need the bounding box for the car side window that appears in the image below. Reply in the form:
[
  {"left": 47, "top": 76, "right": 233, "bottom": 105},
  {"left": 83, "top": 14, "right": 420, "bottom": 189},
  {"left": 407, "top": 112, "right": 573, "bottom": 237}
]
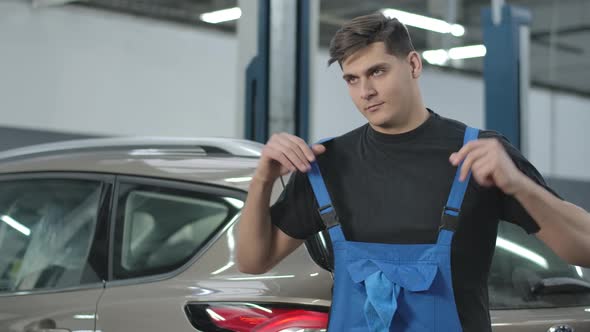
[
  {"left": 112, "top": 182, "right": 241, "bottom": 280},
  {"left": 0, "top": 178, "right": 104, "bottom": 293},
  {"left": 489, "top": 221, "right": 590, "bottom": 309}
]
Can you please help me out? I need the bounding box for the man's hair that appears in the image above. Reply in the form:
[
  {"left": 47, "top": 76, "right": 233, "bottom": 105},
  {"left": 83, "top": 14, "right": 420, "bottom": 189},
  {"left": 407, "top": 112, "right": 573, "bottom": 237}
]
[{"left": 328, "top": 12, "right": 415, "bottom": 66}]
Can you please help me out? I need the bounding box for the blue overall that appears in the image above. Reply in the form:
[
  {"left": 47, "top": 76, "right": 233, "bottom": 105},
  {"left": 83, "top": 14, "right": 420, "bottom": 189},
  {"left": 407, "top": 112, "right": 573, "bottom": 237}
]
[{"left": 307, "top": 127, "right": 479, "bottom": 331}]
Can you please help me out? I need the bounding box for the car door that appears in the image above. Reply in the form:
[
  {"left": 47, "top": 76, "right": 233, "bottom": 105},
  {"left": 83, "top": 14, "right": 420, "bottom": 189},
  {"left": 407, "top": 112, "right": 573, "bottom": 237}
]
[
  {"left": 96, "top": 176, "right": 244, "bottom": 332},
  {"left": 489, "top": 221, "right": 590, "bottom": 332},
  {"left": 0, "top": 173, "right": 112, "bottom": 332}
]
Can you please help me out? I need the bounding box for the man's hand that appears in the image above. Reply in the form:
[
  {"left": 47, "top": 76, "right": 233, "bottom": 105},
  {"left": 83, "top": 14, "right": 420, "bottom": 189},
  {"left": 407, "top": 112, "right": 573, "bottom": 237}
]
[
  {"left": 255, "top": 133, "right": 326, "bottom": 183},
  {"left": 450, "top": 140, "right": 590, "bottom": 268},
  {"left": 449, "top": 138, "right": 526, "bottom": 195}
]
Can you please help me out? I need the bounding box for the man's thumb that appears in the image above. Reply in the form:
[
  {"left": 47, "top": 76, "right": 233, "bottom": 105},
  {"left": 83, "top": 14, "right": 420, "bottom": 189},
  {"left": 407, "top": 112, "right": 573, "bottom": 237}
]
[{"left": 311, "top": 144, "right": 326, "bottom": 155}]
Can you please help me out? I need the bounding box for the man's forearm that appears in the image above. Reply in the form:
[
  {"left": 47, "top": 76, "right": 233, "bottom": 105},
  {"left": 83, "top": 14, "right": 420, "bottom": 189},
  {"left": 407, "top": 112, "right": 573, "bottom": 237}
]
[
  {"left": 236, "top": 177, "right": 276, "bottom": 273},
  {"left": 513, "top": 174, "right": 590, "bottom": 267}
]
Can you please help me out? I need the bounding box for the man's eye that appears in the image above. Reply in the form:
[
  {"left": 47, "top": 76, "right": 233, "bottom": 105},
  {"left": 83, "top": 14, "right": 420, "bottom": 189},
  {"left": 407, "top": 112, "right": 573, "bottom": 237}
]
[
  {"left": 372, "top": 69, "right": 384, "bottom": 76},
  {"left": 347, "top": 77, "right": 358, "bottom": 84}
]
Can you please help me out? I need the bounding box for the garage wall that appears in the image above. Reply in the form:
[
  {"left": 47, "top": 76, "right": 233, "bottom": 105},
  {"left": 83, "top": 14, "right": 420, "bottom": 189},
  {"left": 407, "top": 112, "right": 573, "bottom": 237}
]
[
  {"left": 0, "top": 0, "right": 238, "bottom": 138},
  {"left": 0, "top": 1, "right": 588, "bottom": 181}
]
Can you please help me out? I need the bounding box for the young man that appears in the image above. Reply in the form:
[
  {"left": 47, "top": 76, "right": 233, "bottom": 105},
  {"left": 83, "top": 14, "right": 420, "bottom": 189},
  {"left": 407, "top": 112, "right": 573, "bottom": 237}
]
[{"left": 237, "top": 12, "right": 590, "bottom": 331}]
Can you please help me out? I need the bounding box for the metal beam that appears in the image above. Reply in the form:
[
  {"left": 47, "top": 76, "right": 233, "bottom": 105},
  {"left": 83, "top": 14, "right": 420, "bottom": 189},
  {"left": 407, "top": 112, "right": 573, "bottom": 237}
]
[
  {"left": 482, "top": 4, "right": 531, "bottom": 151},
  {"left": 244, "top": 0, "right": 270, "bottom": 143}
]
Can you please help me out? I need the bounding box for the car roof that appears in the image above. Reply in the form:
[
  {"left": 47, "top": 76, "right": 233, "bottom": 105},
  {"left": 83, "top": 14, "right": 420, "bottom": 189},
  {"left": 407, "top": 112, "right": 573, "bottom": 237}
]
[{"left": 0, "top": 137, "right": 263, "bottom": 191}]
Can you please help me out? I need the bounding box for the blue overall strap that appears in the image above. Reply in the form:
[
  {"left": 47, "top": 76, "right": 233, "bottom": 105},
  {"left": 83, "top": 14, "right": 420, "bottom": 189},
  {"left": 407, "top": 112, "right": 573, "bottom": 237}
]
[
  {"left": 438, "top": 127, "right": 480, "bottom": 245},
  {"left": 306, "top": 138, "right": 339, "bottom": 228}
]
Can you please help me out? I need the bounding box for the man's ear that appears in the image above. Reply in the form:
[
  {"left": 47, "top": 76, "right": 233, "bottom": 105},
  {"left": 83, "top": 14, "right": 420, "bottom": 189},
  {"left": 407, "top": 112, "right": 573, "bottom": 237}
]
[{"left": 407, "top": 51, "right": 423, "bottom": 78}]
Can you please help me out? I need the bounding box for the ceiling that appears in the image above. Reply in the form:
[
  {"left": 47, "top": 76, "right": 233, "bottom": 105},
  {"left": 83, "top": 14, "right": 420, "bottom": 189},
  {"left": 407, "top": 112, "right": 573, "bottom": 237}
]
[{"left": 75, "top": 0, "right": 590, "bottom": 96}]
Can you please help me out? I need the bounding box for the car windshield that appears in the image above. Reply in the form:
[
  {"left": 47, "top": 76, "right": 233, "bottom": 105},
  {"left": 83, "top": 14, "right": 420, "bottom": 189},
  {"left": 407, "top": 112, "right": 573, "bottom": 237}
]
[{"left": 489, "top": 220, "right": 590, "bottom": 309}]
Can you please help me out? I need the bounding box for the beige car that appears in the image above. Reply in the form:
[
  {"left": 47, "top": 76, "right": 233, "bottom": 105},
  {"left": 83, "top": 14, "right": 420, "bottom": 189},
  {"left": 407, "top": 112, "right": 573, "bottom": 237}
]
[{"left": 0, "top": 137, "right": 588, "bottom": 332}]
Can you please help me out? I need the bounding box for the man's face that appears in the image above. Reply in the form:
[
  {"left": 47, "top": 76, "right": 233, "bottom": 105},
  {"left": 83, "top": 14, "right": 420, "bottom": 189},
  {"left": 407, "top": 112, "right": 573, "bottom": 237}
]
[{"left": 341, "top": 42, "right": 416, "bottom": 130}]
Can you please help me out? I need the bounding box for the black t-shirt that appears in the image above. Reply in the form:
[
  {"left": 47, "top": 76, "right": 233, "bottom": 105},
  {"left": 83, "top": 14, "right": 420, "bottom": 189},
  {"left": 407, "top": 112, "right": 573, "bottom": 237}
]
[{"left": 270, "top": 110, "right": 556, "bottom": 332}]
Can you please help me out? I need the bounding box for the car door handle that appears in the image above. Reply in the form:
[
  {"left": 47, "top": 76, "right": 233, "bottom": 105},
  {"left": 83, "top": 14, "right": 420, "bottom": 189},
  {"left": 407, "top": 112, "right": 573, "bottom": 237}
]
[{"left": 24, "top": 318, "right": 72, "bottom": 332}]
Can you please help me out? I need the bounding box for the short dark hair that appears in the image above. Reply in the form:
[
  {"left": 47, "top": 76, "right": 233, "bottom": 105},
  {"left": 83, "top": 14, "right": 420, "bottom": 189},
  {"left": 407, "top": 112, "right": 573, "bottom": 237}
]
[{"left": 328, "top": 12, "right": 415, "bottom": 66}]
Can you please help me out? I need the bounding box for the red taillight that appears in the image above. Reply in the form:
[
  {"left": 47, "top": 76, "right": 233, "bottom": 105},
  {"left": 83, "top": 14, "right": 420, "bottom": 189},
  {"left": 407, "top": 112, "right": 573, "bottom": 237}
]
[{"left": 185, "top": 302, "right": 329, "bottom": 332}]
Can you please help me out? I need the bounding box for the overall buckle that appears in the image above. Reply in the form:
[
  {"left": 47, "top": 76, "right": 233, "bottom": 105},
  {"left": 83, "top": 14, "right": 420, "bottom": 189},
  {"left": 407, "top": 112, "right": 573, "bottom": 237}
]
[
  {"left": 318, "top": 204, "right": 339, "bottom": 228},
  {"left": 439, "top": 206, "right": 460, "bottom": 231}
]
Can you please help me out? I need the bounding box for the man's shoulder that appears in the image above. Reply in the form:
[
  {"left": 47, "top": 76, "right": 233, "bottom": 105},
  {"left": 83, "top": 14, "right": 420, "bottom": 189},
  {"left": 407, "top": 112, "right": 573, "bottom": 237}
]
[
  {"left": 315, "top": 123, "right": 367, "bottom": 148},
  {"left": 312, "top": 124, "right": 367, "bottom": 166},
  {"left": 429, "top": 111, "right": 491, "bottom": 143},
  {"left": 430, "top": 111, "right": 470, "bottom": 133}
]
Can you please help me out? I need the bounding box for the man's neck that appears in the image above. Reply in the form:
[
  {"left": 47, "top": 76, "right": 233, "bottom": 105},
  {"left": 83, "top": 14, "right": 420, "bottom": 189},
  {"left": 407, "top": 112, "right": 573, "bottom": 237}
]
[{"left": 372, "top": 105, "right": 430, "bottom": 135}]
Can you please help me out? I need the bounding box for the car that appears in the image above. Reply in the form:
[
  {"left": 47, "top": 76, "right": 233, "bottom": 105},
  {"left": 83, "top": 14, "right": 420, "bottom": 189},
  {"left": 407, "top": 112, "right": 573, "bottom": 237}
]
[{"left": 0, "top": 137, "right": 588, "bottom": 332}]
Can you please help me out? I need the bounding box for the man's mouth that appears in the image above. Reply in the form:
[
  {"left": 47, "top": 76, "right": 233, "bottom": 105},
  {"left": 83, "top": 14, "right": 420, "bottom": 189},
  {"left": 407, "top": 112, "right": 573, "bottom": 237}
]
[{"left": 365, "top": 102, "right": 384, "bottom": 112}]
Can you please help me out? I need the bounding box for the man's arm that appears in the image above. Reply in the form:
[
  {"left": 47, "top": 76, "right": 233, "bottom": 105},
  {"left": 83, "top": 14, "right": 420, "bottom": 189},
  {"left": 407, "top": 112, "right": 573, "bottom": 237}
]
[
  {"left": 236, "top": 177, "right": 304, "bottom": 274},
  {"left": 450, "top": 138, "right": 590, "bottom": 267},
  {"left": 513, "top": 175, "right": 590, "bottom": 267},
  {"left": 236, "top": 133, "right": 325, "bottom": 274}
]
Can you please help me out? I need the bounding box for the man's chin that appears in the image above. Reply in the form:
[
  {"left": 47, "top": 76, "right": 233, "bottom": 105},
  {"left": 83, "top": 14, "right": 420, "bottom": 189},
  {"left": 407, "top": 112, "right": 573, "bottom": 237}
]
[
  {"left": 367, "top": 121, "right": 391, "bottom": 131},
  {"left": 367, "top": 117, "right": 391, "bottom": 128}
]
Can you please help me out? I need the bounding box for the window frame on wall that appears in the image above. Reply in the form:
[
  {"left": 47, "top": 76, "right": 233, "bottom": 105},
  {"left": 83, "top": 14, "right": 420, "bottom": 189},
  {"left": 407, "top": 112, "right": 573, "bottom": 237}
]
[
  {"left": 108, "top": 176, "right": 245, "bottom": 283},
  {"left": 0, "top": 172, "right": 113, "bottom": 295}
]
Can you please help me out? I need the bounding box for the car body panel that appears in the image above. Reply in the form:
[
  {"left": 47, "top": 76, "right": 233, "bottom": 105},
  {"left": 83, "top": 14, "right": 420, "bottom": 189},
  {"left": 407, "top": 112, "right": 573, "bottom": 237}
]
[
  {"left": 491, "top": 307, "right": 590, "bottom": 331},
  {"left": 0, "top": 151, "right": 258, "bottom": 192},
  {"left": 0, "top": 286, "right": 103, "bottom": 332},
  {"left": 95, "top": 219, "right": 332, "bottom": 332}
]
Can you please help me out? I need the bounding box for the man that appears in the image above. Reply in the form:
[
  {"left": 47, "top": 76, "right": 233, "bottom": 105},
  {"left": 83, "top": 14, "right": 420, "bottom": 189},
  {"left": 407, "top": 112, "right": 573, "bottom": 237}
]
[{"left": 237, "top": 12, "right": 590, "bottom": 331}]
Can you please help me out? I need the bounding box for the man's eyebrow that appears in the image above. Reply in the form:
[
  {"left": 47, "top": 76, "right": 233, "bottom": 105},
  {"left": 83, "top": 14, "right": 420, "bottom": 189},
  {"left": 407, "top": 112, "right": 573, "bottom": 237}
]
[
  {"left": 342, "top": 73, "right": 357, "bottom": 80},
  {"left": 364, "top": 62, "right": 390, "bottom": 75},
  {"left": 342, "top": 62, "right": 391, "bottom": 80}
]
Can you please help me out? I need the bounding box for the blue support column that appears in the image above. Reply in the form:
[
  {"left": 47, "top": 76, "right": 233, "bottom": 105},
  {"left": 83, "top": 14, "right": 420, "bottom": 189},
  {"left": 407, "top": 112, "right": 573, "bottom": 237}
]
[
  {"left": 244, "top": 0, "right": 313, "bottom": 143},
  {"left": 244, "top": 0, "right": 270, "bottom": 143},
  {"left": 295, "top": 0, "right": 311, "bottom": 141},
  {"left": 482, "top": 5, "right": 531, "bottom": 149}
]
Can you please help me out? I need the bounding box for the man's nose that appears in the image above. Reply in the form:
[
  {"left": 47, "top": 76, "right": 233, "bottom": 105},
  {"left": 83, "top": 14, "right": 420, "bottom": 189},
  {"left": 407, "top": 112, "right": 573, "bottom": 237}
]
[{"left": 360, "top": 80, "right": 377, "bottom": 100}]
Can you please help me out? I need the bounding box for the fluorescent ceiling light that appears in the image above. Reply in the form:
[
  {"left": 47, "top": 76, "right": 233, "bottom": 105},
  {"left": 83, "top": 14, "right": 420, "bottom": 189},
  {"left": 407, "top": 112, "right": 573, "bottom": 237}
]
[
  {"left": 381, "top": 8, "right": 465, "bottom": 37},
  {"left": 496, "top": 237, "right": 548, "bottom": 269},
  {"left": 200, "top": 7, "right": 242, "bottom": 24},
  {"left": 1, "top": 215, "right": 30, "bottom": 236},
  {"left": 422, "top": 44, "right": 486, "bottom": 65},
  {"left": 422, "top": 49, "right": 449, "bottom": 66},
  {"left": 448, "top": 44, "right": 486, "bottom": 59}
]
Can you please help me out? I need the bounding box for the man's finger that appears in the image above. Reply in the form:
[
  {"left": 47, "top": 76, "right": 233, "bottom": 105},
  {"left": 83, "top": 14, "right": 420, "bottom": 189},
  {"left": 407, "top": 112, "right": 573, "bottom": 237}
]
[
  {"left": 275, "top": 137, "right": 311, "bottom": 171},
  {"left": 471, "top": 157, "right": 495, "bottom": 187},
  {"left": 286, "top": 135, "right": 316, "bottom": 162},
  {"left": 267, "top": 147, "right": 297, "bottom": 172},
  {"left": 284, "top": 149, "right": 311, "bottom": 172},
  {"left": 459, "top": 146, "right": 488, "bottom": 182},
  {"left": 450, "top": 139, "right": 486, "bottom": 166},
  {"left": 311, "top": 144, "right": 326, "bottom": 156}
]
